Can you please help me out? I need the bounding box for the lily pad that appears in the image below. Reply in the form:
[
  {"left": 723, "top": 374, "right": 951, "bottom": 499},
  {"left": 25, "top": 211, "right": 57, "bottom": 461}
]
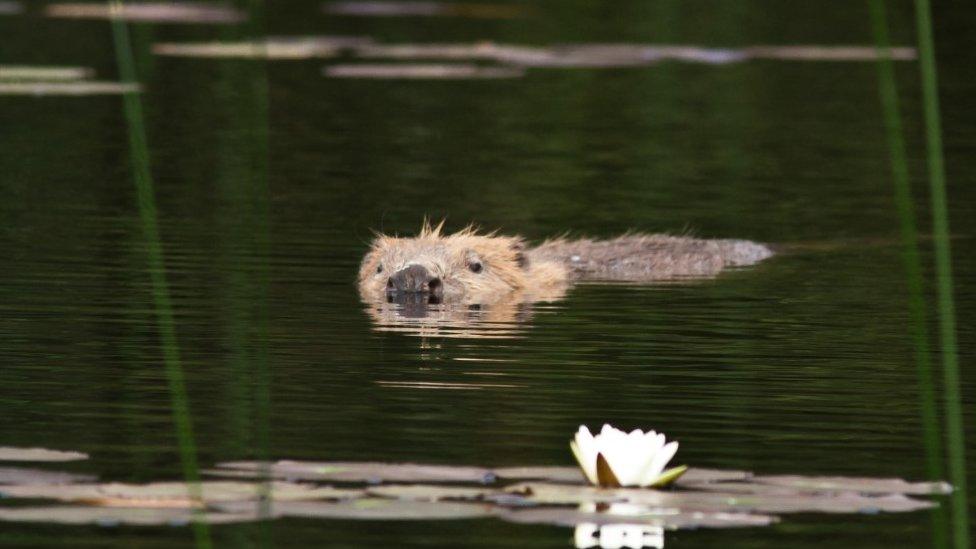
[
  {"left": 354, "top": 43, "right": 543, "bottom": 62},
  {"left": 354, "top": 42, "right": 654, "bottom": 68},
  {"left": 0, "top": 466, "right": 96, "bottom": 485},
  {"left": 751, "top": 475, "right": 952, "bottom": 496},
  {"left": 212, "top": 461, "right": 496, "bottom": 484},
  {"left": 0, "top": 481, "right": 362, "bottom": 506},
  {"left": 677, "top": 468, "right": 753, "bottom": 485},
  {"left": 0, "top": 1, "right": 22, "bottom": 15},
  {"left": 209, "top": 461, "right": 755, "bottom": 486},
  {"left": 0, "top": 82, "right": 140, "bottom": 96},
  {"left": 0, "top": 506, "right": 255, "bottom": 526},
  {"left": 744, "top": 45, "right": 916, "bottom": 61},
  {"left": 0, "top": 447, "right": 88, "bottom": 462},
  {"left": 324, "top": 63, "right": 523, "bottom": 79},
  {"left": 153, "top": 37, "right": 371, "bottom": 60},
  {"left": 365, "top": 484, "right": 502, "bottom": 502},
  {"left": 352, "top": 42, "right": 918, "bottom": 68},
  {"left": 492, "top": 466, "right": 748, "bottom": 485},
  {"left": 0, "top": 66, "right": 94, "bottom": 81},
  {"left": 45, "top": 2, "right": 246, "bottom": 23},
  {"left": 217, "top": 498, "right": 498, "bottom": 520},
  {"left": 493, "top": 466, "right": 585, "bottom": 483},
  {"left": 323, "top": 1, "right": 524, "bottom": 19},
  {"left": 505, "top": 482, "right": 937, "bottom": 514},
  {"left": 501, "top": 506, "right": 777, "bottom": 529}
]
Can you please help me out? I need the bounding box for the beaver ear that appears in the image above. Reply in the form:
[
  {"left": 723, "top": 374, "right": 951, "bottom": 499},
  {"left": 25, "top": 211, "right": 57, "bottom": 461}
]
[{"left": 511, "top": 240, "right": 529, "bottom": 269}]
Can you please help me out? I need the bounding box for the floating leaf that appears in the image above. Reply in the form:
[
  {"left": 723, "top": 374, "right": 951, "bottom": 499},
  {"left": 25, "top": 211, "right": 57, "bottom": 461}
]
[
  {"left": 0, "top": 506, "right": 255, "bottom": 526},
  {"left": 366, "top": 484, "right": 502, "bottom": 502},
  {"left": 323, "top": 1, "right": 524, "bottom": 19},
  {"left": 324, "top": 64, "right": 523, "bottom": 79},
  {"left": 153, "top": 41, "right": 335, "bottom": 60},
  {"left": 744, "top": 45, "right": 916, "bottom": 61},
  {"left": 0, "top": 466, "right": 96, "bottom": 485},
  {"left": 0, "top": 481, "right": 362, "bottom": 506},
  {"left": 679, "top": 481, "right": 817, "bottom": 497},
  {"left": 353, "top": 42, "right": 918, "bottom": 67},
  {"left": 0, "top": 1, "right": 22, "bottom": 15},
  {"left": 0, "top": 66, "right": 94, "bottom": 81},
  {"left": 750, "top": 475, "right": 952, "bottom": 496},
  {"left": 152, "top": 37, "right": 372, "bottom": 60},
  {"left": 0, "top": 447, "right": 88, "bottom": 462},
  {"left": 355, "top": 43, "right": 540, "bottom": 61},
  {"left": 0, "top": 82, "right": 140, "bottom": 96},
  {"left": 45, "top": 2, "right": 245, "bottom": 23},
  {"left": 492, "top": 465, "right": 748, "bottom": 485},
  {"left": 501, "top": 506, "right": 778, "bottom": 529},
  {"left": 505, "top": 482, "right": 937, "bottom": 514},
  {"left": 493, "top": 466, "right": 585, "bottom": 483},
  {"left": 354, "top": 43, "right": 653, "bottom": 67},
  {"left": 209, "top": 461, "right": 749, "bottom": 486},
  {"left": 217, "top": 498, "right": 499, "bottom": 520},
  {"left": 676, "top": 468, "right": 752, "bottom": 484},
  {"left": 211, "top": 461, "right": 496, "bottom": 484}
]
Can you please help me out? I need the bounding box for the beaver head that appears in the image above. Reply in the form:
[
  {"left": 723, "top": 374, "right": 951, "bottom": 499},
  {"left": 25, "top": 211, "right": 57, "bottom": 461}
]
[{"left": 358, "top": 221, "right": 530, "bottom": 306}]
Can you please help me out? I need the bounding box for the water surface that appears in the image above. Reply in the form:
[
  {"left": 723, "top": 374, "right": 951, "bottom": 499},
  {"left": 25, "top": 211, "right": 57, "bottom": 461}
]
[{"left": 0, "top": 1, "right": 974, "bottom": 547}]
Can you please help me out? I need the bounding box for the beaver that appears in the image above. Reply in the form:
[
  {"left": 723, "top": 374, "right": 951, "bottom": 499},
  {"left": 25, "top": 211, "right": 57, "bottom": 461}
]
[{"left": 358, "top": 220, "right": 773, "bottom": 307}]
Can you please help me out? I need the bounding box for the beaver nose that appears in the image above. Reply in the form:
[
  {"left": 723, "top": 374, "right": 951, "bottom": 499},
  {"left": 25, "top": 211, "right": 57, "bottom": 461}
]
[{"left": 387, "top": 264, "right": 442, "bottom": 297}]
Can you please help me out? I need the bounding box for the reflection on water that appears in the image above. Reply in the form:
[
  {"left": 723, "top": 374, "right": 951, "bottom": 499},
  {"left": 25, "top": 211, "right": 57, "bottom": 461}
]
[
  {"left": 575, "top": 523, "right": 664, "bottom": 549},
  {"left": 363, "top": 300, "right": 538, "bottom": 338},
  {"left": 0, "top": 0, "right": 974, "bottom": 547},
  {"left": 575, "top": 503, "right": 666, "bottom": 549}
]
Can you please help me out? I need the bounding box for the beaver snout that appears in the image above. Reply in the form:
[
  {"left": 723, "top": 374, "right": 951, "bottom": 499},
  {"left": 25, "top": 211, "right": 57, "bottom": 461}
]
[{"left": 386, "top": 264, "right": 443, "bottom": 304}]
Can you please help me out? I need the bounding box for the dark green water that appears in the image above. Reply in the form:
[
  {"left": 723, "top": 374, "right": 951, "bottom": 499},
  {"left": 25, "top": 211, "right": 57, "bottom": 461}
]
[{"left": 1, "top": 1, "right": 974, "bottom": 547}]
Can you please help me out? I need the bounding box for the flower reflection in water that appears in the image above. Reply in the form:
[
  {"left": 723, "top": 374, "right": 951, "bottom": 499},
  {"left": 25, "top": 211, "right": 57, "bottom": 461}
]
[
  {"left": 574, "top": 523, "right": 664, "bottom": 549},
  {"left": 573, "top": 502, "right": 667, "bottom": 548}
]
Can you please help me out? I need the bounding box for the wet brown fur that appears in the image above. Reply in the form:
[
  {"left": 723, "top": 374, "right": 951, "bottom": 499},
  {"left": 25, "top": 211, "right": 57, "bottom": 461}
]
[{"left": 358, "top": 221, "right": 772, "bottom": 305}]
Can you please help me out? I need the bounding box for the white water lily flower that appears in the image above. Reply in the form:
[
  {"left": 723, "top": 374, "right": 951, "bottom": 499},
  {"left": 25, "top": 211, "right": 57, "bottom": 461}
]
[{"left": 570, "top": 424, "right": 682, "bottom": 488}]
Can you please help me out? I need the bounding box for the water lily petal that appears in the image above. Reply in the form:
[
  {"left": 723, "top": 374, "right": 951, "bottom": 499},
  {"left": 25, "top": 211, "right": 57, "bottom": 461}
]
[
  {"left": 571, "top": 426, "right": 599, "bottom": 485},
  {"left": 571, "top": 425, "right": 680, "bottom": 488},
  {"left": 570, "top": 439, "right": 597, "bottom": 485},
  {"left": 597, "top": 428, "right": 646, "bottom": 486},
  {"left": 639, "top": 441, "right": 679, "bottom": 486}
]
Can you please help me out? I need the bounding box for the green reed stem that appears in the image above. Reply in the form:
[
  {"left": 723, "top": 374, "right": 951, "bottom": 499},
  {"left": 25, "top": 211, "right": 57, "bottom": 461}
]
[
  {"left": 108, "top": 3, "right": 212, "bottom": 548},
  {"left": 868, "top": 2, "right": 948, "bottom": 545},
  {"left": 913, "top": 1, "right": 970, "bottom": 546}
]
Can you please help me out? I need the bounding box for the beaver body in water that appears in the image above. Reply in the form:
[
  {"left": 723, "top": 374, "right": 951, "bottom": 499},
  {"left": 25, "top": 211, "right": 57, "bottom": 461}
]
[{"left": 358, "top": 221, "right": 773, "bottom": 307}]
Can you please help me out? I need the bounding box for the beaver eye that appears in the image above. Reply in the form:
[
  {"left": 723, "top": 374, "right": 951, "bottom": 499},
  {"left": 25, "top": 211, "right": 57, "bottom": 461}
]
[
  {"left": 468, "top": 261, "right": 483, "bottom": 274},
  {"left": 376, "top": 264, "right": 383, "bottom": 274}
]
